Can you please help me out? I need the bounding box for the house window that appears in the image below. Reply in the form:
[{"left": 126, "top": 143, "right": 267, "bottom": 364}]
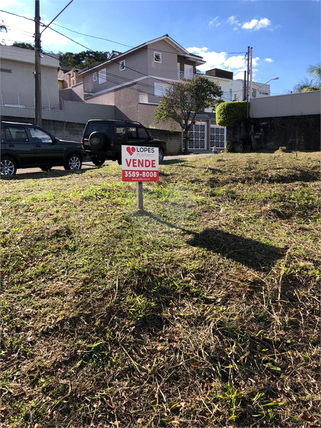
[
  {"left": 139, "top": 93, "right": 148, "bottom": 103},
  {"left": 184, "top": 64, "right": 193, "bottom": 79},
  {"left": 99, "top": 69, "right": 106, "bottom": 84},
  {"left": 119, "top": 60, "right": 125, "bottom": 71},
  {"left": 93, "top": 72, "right": 97, "bottom": 82},
  {"left": 154, "top": 52, "right": 162, "bottom": 63},
  {"left": 154, "top": 82, "right": 170, "bottom": 97}
]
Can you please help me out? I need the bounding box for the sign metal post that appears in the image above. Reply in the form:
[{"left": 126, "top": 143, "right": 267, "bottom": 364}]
[{"left": 137, "top": 182, "right": 144, "bottom": 210}]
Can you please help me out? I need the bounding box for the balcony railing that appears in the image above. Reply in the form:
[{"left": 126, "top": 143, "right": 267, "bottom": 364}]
[{"left": 0, "top": 92, "right": 58, "bottom": 111}]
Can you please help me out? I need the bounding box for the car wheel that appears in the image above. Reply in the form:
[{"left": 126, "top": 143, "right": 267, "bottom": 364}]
[
  {"left": 41, "top": 166, "right": 52, "bottom": 172},
  {"left": 117, "top": 156, "right": 122, "bottom": 165},
  {"left": 64, "top": 153, "right": 82, "bottom": 170},
  {"left": 92, "top": 158, "right": 105, "bottom": 166},
  {"left": 159, "top": 149, "right": 164, "bottom": 163},
  {"left": 89, "top": 132, "right": 108, "bottom": 151},
  {"left": 0, "top": 157, "right": 17, "bottom": 176}
]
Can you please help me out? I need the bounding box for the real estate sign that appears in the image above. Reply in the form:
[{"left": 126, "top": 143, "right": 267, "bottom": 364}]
[{"left": 122, "top": 146, "right": 159, "bottom": 182}]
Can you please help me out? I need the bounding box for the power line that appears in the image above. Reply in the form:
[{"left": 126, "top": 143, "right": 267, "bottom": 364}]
[
  {"left": 0, "top": 8, "right": 252, "bottom": 99},
  {"left": 51, "top": 21, "right": 134, "bottom": 49},
  {"left": 1, "top": 9, "right": 247, "bottom": 60},
  {"left": 47, "top": 25, "right": 95, "bottom": 52},
  {"left": 0, "top": 9, "right": 35, "bottom": 23}
]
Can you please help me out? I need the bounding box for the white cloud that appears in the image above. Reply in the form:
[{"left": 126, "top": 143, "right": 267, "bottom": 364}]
[
  {"left": 188, "top": 46, "right": 209, "bottom": 53},
  {"left": 228, "top": 16, "right": 240, "bottom": 26},
  {"left": 224, "top": 55, "right": 247, "bottom": 69},
  {"left": 227, "top": 15, "right": 272, "bottom": 31},
  {"left": 234, "top": 71, "right": 247, "bottom": 80},
  {"left": 188, "top": 47, "right": 229, "bottom": 72},
  {"left": 227, "top": 15, "right": 241, "bottom": 30},
  {"left": 242, "top": 18, "right": 271, "bottom": 30},
  {"left": 188, "top": 46, "right": 262, "bottom": 77},
  {"left": 209, "top": 16, "right": 220, "bottom": 28},
  {"left": 265, "top": 58, "right": 273, "bottom": 63},
  {"left": 0, "top": 12, "right": 70, "bottom": 50}
]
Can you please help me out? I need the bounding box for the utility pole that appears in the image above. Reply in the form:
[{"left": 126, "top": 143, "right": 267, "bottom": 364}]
[
  {"left": 249, "top": 47, "right": 253, "bottom": 102},
  {"left": 35, "top": 0, "right": 42, "bottom": 126},
  {"left": 243, "top": 70, "right": 247, "bottom": 101},
  {"left": 34, "top": 0, "right": 74, "bottom": 126},
  {"left": 246, "top": 46, "right": 253, "bottom": 119}
]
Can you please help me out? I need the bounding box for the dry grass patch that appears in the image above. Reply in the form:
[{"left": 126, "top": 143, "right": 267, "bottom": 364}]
[{"left": 1, "top": 151, "right": 320, "bottom": 427}]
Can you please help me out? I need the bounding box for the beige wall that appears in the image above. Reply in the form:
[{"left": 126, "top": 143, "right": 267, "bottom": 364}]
[
  {"left": 85, "top": 91, "right": 115, "bottom": 105},
  {"left": 250, "top": 91, "right": 321, "bottom": 118},
  {"left": 146, "top": 40, "right": 178, "bottom": 80}
]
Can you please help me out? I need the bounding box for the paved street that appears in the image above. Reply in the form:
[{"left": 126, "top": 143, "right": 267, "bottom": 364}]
[{"left": 11, "top": 153, "right": 212, "bottom": 176}]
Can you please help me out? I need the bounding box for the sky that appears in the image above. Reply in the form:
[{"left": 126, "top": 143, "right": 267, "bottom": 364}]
[{"left": 0, "top": 0, "right": 320, "bottom": 95}]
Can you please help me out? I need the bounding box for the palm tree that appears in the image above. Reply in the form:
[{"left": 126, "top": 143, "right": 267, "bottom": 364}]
[
  {"left": 307, "top": 63, "right": 321, "bottom": 84},
  {"left": 294, "top": 78, "right": 320, "bottom": 93},
  {"left": 294, "top": 63, "right": 321, "bottom": 92}
]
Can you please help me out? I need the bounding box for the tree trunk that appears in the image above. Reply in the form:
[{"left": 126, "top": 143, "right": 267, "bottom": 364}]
[{"left": 183, "top": 129, "right": 189, "bottom": 153}]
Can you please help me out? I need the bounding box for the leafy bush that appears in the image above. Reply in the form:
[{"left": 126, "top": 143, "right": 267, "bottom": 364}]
[{"left": 216, "top": 101, "right": 248, "bottom": 126}]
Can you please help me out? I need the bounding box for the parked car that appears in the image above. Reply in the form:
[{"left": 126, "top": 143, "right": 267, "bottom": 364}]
[
  {"left": 81, "top": 119, "right": 166, "bottom": 166},
  {"left": 0, "top": 121, "right": 86, "bottom": 176}
]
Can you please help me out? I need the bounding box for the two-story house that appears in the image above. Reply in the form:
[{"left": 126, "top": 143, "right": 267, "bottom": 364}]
[
  {"left": 69, "top": 34, "right": 205, "bottom": 129},
  {"left": 60, "top": 34, "right": 229, "bottom": 152}
]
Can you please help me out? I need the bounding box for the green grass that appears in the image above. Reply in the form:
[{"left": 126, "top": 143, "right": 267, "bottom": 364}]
[{"left": 1, "top": 151, "right": 320, "bottom": 427}]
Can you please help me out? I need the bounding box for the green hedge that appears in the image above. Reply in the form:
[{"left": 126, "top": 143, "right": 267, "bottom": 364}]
[{"left": 216, "top": 101, "right": 248, "bottom": 126}]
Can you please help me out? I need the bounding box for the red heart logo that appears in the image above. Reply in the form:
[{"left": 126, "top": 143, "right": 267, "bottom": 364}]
[{"left": 126, "top": 147, "right": 135, "bottom": 156}]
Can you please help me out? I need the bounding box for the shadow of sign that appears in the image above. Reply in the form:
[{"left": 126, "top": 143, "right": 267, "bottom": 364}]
[
  {"left": 187, "top": 229, "right": 285, "bottom": 271},
  {"left": 137, "top": 212, "right": 284, "bottom": 271}
]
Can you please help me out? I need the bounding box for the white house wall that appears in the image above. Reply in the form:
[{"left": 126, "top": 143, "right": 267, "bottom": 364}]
[
  {"left": 250, "top": 91, "right": 321, "bottom": 118},
  {"left": 205, "top": 74, "right": 244, "bottom": 102},
  {"left": 0, "top": 45, "right": 60, "bottom": 110}
]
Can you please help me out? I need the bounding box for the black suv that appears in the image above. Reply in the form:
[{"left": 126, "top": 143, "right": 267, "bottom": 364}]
[
  {"left": 81, "top": 119, "right": 166, "bottom": 166},
  {"left": 1, "top": 121, "right": 85, "bottom": 176}
]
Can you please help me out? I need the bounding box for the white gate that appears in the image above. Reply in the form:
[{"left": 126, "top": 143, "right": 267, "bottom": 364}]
[
  {"left": 188, "top": 122, "right": 207, "bottom": 150},
  {"left": 210, "top": 125, "right": 226, "bottom": 152}
]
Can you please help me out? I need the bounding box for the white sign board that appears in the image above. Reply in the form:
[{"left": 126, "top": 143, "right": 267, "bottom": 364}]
[{"left": 122, "top": 146, "right": 159, "bottom": 182}]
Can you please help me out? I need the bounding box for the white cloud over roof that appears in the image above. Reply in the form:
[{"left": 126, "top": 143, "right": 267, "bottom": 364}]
[{"left": 187, "top": 46, "right": 260, "bottom": 74}]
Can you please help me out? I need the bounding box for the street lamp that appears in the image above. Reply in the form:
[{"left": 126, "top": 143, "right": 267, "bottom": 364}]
[{"left": 254, "top": 77, "right": 279, "bottom": 93}]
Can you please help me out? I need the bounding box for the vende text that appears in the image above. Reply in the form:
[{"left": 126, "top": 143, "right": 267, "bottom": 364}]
[{"left": 125, "top": 158, "right": 156, "bottom": 168}]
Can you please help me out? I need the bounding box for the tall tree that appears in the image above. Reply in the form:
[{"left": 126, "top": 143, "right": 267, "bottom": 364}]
[
  {"left": 294, "top": 63, "right": 321, "bottom": 92},
  {"left": 307, "top": 63, "right": 321, "bottom": 84},
  {"left": 58, "top": 50, "right": 110, "bottom": 69},
  {"left": 155, "top": 76, "right": 223, "bottom": 152}
]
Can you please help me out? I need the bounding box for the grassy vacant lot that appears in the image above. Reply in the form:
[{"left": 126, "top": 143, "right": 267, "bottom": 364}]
[{"left": 1, "top": 151, "right": 320, "bottom": 428}]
